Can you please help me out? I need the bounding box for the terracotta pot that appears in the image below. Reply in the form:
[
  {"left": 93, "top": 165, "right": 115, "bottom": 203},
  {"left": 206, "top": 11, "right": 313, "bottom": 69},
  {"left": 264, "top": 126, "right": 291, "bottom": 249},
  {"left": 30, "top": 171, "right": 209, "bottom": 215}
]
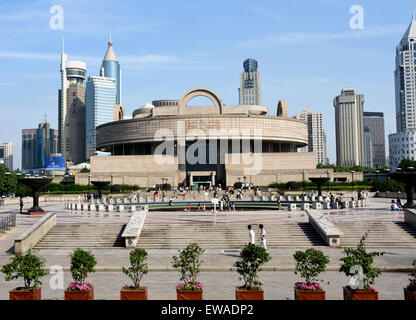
[
  {"left": 120, "top": 287, "right": 148, "bottom": 300},
  {"left": 9, "top": 287, "right": 41, "bottom": 300},
  {"left": 64, "top": 287, "right": 94, "bottom": 300},
  {"left": 404, "top": 288, "right": 416, "bottom": 301},
  {"left": 177, "top": 290, "right": 203, "bottom": 300},
  {"left": 295, "top": 288, "right": 326, "bottom": 300},
  {"left": 343, "top": 286, "right": 378, "bottom": 300},
  {"left": 235, "top": 287, "right": 264, "bottom": 300}
]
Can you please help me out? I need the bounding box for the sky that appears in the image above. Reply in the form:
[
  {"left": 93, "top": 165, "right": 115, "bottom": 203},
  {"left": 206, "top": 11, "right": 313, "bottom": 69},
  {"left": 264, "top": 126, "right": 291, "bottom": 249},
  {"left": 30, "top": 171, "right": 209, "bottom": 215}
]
[{"left": 0, "top": 0, "right": 414, "bottom": 169}]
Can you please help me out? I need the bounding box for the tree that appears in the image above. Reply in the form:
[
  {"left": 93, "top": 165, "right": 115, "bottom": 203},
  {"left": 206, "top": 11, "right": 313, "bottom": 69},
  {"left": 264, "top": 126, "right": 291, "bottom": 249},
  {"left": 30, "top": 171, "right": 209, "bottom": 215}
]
[
  {"left": 0, "top": 164, "right": 17, "bottom": 197},
  {"left": 294, "top": 249, "right": 329, "bottom": 286},
  {"left": 398, "top": 159, "right": 416, "bottom": 171},
  {"left": 122, "top": 248, "right": 148, "bottom": 289},
  {"left": 69, "top": 248, "right": 97, "bottom": 284},
  {"left": 172, "top": 243, "right": 205, "bottom": 290}
]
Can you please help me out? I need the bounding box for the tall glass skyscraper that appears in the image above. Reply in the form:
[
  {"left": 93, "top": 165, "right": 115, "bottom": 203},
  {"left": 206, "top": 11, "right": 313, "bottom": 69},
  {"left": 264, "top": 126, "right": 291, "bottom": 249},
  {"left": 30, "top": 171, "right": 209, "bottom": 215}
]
[
  {"left": 100, "top": 39, "right": 121, "bottom": 105},
  {"left": 389, "top": 15, "right": 416, "bottom": 170},
  {"left": 239, "top": 58, "right": 261, "bottom": 105},
  {"left": 85, "top": 76, "right": 116, "bottom": 160}
]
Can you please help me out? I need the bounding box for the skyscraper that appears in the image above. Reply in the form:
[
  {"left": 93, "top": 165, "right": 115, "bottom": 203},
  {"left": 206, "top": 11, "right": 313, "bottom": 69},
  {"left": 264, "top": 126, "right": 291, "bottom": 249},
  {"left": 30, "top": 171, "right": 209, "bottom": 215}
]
[
  {"left": 22, "top": 121, "right": 58, "bottom": 171},
  {"left": 0, "top": 143, "right": 13, "bottom": 171},
  {"left": 294, "top": 109, "right": 327, "bottom": 165},
  {"left": 85, "top": 76, "right": 116, "bottom": 160},
  {"left": 333, "top": 88, "right": 366, "bottom": 167},
  {"left": 363, "top": 112, "right": 386, "bottom": 168},
  {"left": 389, "top": 15, "right": 416, "bottom": 170},
  {"left": 100, "top": 37, "right": 121, "bottom": 105},
  {"left": 239, "top": 59, "right": 261, "bottom": 105},
  {"left": 58, "top": 46, "right": 87, "bottom": 164}
]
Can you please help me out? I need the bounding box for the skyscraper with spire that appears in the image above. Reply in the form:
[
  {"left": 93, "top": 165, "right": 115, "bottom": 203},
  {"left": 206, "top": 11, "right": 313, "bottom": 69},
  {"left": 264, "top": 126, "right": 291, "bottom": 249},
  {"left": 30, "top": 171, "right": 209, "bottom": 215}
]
[
  {"left": 100, "top": 35, "right": 122, "bottom": 105},
  {"left": 389, "top": 14, "right": 416, "bottom": 170},
  {"left": 58, "top": 40, "right": 87, "bottom": 165}
]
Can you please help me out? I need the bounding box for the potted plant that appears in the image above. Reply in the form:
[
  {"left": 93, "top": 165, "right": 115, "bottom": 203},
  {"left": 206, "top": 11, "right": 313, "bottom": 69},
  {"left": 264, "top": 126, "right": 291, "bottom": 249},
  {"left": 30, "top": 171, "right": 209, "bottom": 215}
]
[
  {"left": 65, "top": 248, "right": 97, "bottom": 300},
  {"left": 1, "top": 249, "right": 48, "bottom": 300},
  {"left": 293, "top": 248, "right": 329, "bottom": 300},
  {"left": 234, "top": 244, "right": 271, "bottom": 300},
  {"left": 171, "top": 243, "right": 205, "bottom": 300},
  {"left": 121, "top": 248, "right": 149, "bottom": 300},
  {"left": 339, "top": 232, "right": 383, "bottom": 300},
  {"left": 404, "top": 259, "right": 416, "bottom": 300}
]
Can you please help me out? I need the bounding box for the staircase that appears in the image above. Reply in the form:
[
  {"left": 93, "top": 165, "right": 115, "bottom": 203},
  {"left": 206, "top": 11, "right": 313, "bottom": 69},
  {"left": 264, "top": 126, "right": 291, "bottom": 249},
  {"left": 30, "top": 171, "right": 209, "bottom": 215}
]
[
  {"left": 34, "top": 224, "right": 126, "bottom": 249},
  {"left": 137, "top": 223, "right": 326, "bottom": 249},
  {"left": 337, "top": 222, "right": 416, "bottom": 248}
]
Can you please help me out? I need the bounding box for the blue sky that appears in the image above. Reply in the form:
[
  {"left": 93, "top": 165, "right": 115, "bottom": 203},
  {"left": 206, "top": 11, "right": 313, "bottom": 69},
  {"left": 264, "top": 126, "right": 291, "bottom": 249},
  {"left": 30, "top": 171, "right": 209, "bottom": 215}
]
[{"left": 0, "top": 0, "right": 414, "bottom": 169}]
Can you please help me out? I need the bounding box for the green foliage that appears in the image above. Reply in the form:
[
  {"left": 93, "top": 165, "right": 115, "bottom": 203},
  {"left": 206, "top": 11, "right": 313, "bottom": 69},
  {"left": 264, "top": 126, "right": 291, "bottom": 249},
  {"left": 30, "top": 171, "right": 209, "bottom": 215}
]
[
  {"left": 122, "top": 248, "right": 148, "bottom": 289},
  {"left": 294, "top": 249, "right": 330, "bottom": 285},
  {"left": 268, "top": 181, "right": 372, "bottom": 191},
  {"left": 398, "top": 159, "right": 416, "bottom": 171},
  {"left": 80, "top": 168, "right": 90, "bottom": 173},
  {"left": 1, "top": 249, "right": 48, "bottom": 288},
  {"left": 339, "top": 232, "right": 384, "bottom": 289},
  {"left": 0, "top": 164, "right": 18, "bottom": 197},
  {"left": 409, "top": 260, "right": 416, "bottom": 290},
  {"left": 234, "top": 244, "right": 271, "bottom": 290},
  {"left": 172, "top": 243, "right": 205, "bottom": 288},
  {"left": 69, "top": 248, "right": 97, "bottom": 284},
  {"left": 371, "top": 179, "right": 405, "bottom": 192},
  {"left": 285, "top": 181, "right": 299, "bottom": 190},
  {"left": 317, "top": 164, "right": 390, "bottom": 173}
]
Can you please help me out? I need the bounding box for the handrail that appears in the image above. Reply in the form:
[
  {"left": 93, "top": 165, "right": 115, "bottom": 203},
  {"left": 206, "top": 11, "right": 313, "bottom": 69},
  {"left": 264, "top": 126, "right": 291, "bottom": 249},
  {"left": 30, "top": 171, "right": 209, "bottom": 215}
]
[{"left": 0, "top": 213, "right": 16, "bottom": 233}]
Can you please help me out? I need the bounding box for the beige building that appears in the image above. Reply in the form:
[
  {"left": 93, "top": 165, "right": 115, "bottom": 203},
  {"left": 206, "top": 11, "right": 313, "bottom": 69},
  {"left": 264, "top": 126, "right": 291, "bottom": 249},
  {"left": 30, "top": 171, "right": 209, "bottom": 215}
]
[{"left": 91, "top": 87, "right": 336, "bottom": 187}]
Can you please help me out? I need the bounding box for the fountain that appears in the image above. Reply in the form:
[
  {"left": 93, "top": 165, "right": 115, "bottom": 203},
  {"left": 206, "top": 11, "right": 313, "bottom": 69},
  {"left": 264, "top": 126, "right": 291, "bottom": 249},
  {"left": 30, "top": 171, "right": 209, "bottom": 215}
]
[
  {"left": 390, "top": 171, "right": 416, "bottom": 209},
  {"left": 309, "top": 177, "right": 330, "bottom": 197},
  {"left": 90, "top": 181, "right": 110, "bottom": 200},
  {"left": 18, "top": 176, "right": 53, "bottom": 215}
]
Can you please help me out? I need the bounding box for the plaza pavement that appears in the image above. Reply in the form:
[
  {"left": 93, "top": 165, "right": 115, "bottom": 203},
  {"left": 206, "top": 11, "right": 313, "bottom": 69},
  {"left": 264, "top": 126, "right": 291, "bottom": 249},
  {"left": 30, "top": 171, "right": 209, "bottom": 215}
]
[{"left": 0, "top": 196, "right": 415, "bottom": 300}]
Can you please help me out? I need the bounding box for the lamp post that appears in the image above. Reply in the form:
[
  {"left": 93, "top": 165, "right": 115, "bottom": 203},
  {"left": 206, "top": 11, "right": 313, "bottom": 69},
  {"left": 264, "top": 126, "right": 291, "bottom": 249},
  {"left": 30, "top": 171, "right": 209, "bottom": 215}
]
[
  {"left": 350, "top": 171, "right": 355, "bottom": 196},
  {"left": 4, "top": 172, "right": 11, "bottom": 197},
  {"left": 375, "top": 169, "right": 380, "bottom": 182},
  {"left": 88, "top": 174, "right": 91, "bottom": 194},
  {"left": 325, "top": 170, "right": 330, "bottom": 194},
  {"left": 301, "top": 170, "right": 306, "bottom": 192},
  {"left": 110, "top": 173, "right": 113, "bottom": 186}
]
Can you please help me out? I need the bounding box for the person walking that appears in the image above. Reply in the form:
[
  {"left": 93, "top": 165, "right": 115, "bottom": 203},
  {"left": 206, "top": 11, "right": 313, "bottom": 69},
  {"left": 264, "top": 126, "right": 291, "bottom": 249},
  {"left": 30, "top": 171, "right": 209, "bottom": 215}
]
[
  {"left": 19, "top": 197, "right": 23, "bottom": 214},
  {"left": 248, "top": 225, "right": 255, "bottom": 245},
  {"left": 259, "top": 224, "right": 268, "bottom": 251}
]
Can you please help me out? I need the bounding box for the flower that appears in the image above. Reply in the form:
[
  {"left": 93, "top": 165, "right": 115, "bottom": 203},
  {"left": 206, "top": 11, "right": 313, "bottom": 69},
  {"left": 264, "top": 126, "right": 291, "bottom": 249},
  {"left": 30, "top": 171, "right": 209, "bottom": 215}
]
[
  {"left": 66, "top": 282, "right": 93, "bottom": 291},
  {"left": 176, "top": 281, "right": 203, "bottom": 291},
  {"left": 295, "top": 282, "right": 323, "bottom": 291}
]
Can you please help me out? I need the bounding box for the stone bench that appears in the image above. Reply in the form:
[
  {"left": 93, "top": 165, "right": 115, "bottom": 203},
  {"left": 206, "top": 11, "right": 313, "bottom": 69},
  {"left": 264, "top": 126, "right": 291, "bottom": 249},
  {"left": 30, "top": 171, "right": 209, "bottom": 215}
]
[
  {"left": 405, "top": 209, "right": 416, "bottom": 229},
  {"left": 306, "top": 209, "right": 344, "bottom": 247},
  {"left": 122, "top": 206, "right": 148, "bottom": 248},
  {"left": 15, "top": 213, "right": 56, "bottom": 254},
  {"left": 289, "top": 204, "right": 297, "bottom": 211}
]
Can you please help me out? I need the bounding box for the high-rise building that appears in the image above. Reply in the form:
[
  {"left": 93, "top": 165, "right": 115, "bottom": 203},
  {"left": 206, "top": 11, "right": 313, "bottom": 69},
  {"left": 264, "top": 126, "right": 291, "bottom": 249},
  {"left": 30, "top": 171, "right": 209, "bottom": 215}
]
[
  {"left": 389, "top": 15, "right": 416, "bottom": 170},
  {"left": 364, "top": 127, "right": 373, "bottom": 168},
  {"left": 58, "top": 47, "right": 87, "bottom": 164},
  {"left": 100, "top": 38, "right": 121, "bottom": 105},
  {"left": 333, "top": 88, "right": 366, "bottom": 167},
  {"left": 294, "top": 109, "right": 327, "bottom": 165},
  {"left": 363, "top": 112, "right": 386, "bottom": 168},
  {"left": 85, "top": 76, "right": 116, "bottom": 160},
  {"left": 239, "top": 59, "right": 261, "bottom": 105},
  {"left": 0, "top": 143, "right": 13, "bottom": 171},
  {"left": 22, "top": 121, "right": 58, "bottom": 171}
]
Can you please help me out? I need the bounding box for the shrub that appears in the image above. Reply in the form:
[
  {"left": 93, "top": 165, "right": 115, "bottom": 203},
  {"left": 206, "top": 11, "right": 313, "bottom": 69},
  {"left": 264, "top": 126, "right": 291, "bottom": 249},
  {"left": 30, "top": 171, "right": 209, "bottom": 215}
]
[
  {"left": 234, "top": 182, "right": 243, "bottom": 189},
  {"left": 68, "top": 248, "right": 97, "bottom": 291},
  {"left": 122, "top": 248, "right": 149, "bottom": 290},
  {"left": 110, "top": 184, "right": 123, "bottom": 193},
  {"left": 1, "top": 249, "right": 48, "bottom": 289},
  {"left": 172, "top": 243, "right": 205, "bottom": 291},
  {"left": 407, "top": 260, "right": 416, "bottom": 292},
  {"left": 285, "top": 181, "right": 299, "bottom": 190},
  {"left": 234, "top": 244, "right": 271, "bottom": 291},
  {"left": 293, "top": 249, "right": 329, "bottom": 291},
  {"left": 339, "top": 232, "right": 384, "bottom": 291}
]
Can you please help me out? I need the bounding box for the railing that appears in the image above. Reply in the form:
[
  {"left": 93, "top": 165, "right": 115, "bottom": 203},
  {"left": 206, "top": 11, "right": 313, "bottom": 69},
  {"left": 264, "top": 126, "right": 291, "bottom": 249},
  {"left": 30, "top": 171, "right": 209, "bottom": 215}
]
[{"left": 0, "top": 213, "right": 16, "bottom": 233}]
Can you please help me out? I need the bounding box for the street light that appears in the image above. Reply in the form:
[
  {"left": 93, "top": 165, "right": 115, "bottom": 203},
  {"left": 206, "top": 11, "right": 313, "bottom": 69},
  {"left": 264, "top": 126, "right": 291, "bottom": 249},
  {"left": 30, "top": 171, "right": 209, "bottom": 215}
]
[
  {"left": 350, "top": 171, "right": 355, "bottom": 196},
  {"left": 301, "top": 170, "right": 306, "bottom": 192},
  {"left": 4, "top": 172, "right": 11, "bottom": 197},
  {"left": 325, "top": 170, "right": 330, "bottom": 194},
  {"left": 88, "top": 174, "right": 91, "bottom": 194},
  {"left": 110, "top": 173, "right": 114, "bottom": 186}
]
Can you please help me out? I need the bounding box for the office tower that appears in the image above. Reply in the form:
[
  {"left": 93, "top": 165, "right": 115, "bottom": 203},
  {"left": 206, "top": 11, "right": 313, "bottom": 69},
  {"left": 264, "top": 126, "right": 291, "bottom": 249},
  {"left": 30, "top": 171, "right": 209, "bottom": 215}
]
[
  {"left": 239, "top": 58, "right": 261, "bottom": 105},
  {"left": 364, "top": 127, "right": 373, "bottom": 168},
  {"left": 0, "top": 143, "right": 13, "bottom": 171},
  {"left": 363, "top": 112, "right": 386, "bottom": 168},
  {"left": 389, "top": 15, "right": 416, "bottom": 170},
  {"left": 85, "top": 76, "right": 116, "bottom": 160},
  {"left": 100, "top": 37, "right": 121, "bottom": 105},
  {"left": 22, "top": 121, "right": 58, "bottom": 171},
  {"left": 58, "top": 47, "right": 87, "bottom": 164},
  {"left": 294, "top": 109, "right": 327, "bottom": 165},
  {"left": 333, "top": 88, "right": 366, "bottom": 167}
]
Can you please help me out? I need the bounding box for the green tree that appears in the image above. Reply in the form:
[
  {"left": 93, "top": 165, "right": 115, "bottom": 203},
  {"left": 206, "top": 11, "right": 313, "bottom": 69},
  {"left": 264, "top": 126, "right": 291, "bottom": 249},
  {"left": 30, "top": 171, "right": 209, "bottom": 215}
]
[
  {"left": 234, "top": 244, "right": 271, "bottom": 290},
  {"left": 69, "top": 248, "right": 97, "bottom": 284},
  {"left": 122, "top": 248, "right": 148, "bottom": 289},
  {"left": 294, "top": 249, "right": 329, "bottom": 286},
  {"left": 172, "top": 243, "right": 205, "bottom": 289},
  {"left": 398, "top": 159, "right": 416, "bottom": 171},
  {"left": 0, "top": 164, "right": 17, "bottom": 197},
  {"left": 1, "top": 249, "right": 48, "bottom": 289}
]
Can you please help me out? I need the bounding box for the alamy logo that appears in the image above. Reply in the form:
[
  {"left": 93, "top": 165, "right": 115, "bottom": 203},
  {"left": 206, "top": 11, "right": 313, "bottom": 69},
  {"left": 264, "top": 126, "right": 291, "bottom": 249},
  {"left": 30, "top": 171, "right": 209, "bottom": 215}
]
[
  {"left": 49, "top": 5, "right": 64, "bottom": 30},
  {"left": 349, "top": 5, "right": 364, "bottom": 30}
]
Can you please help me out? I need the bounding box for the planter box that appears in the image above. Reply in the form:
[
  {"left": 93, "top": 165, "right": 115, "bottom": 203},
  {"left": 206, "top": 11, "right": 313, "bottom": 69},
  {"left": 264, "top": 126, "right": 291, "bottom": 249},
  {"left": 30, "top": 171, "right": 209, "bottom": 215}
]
[
  {"left": 177, "top": 290, "right": 203, "bottom": 300},
  {"left": 404, "top": 288, "right": 416, "bottom": 301},
  {"left": 343, "top": 287, "right": 378, "bottom": 300},
  {"left": 294, "top": 288, "right": 326, "bottom": 300},
  {"left": 120, "top": 287, "right": 148, "bottom": 300},
  {"left": 9, "top": 287, "right": 41, "bottom": 300},
  {"left": 235, "top": 287, "right": 264, "bottom": 300},
  {"left": 64, "top": 288, "right": 94, "bottom": 300}
]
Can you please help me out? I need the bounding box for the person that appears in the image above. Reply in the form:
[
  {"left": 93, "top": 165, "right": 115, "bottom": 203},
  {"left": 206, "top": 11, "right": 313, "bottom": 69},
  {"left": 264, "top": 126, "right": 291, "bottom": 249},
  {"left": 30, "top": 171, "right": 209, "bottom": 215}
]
[
  {"left": 397, "top": 198, "right": 403, "bottom": 210},
  {"left": 277, "top": 199, "right": 281, "bottom": 211},
  {"left": 259, "top": 224, "right": 267, "bottom": 251},
  {"left": 248, "top": 225, "right": 255, "bottom": 245},
  {"left": 391, "top": 200, "right": 399, "bottom": 211},
  {"left": 19, "top": 197, "right": 23, "bottom": 214},
  {"left": 187, "top": 203, "right": 191, "bottom": 211}
]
